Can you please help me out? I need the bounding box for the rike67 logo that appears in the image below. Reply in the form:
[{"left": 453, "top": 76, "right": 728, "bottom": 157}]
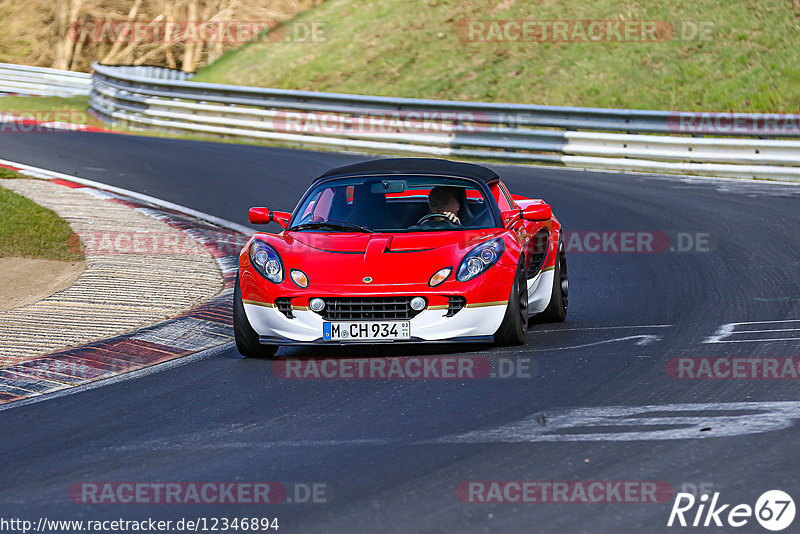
[{"left": 667, "top": 490, "right": 795, "bottom": 531}]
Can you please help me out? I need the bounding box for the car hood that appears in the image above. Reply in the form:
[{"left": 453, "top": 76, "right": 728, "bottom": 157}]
[{"left": 258, "top": 229, "right": 508, "bottom": 287}]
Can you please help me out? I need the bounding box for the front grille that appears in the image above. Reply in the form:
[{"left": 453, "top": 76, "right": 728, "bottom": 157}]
[
  {"left": 275, "top": 298, "right": 293, "bottom": 318},
  {"left": 317, "top": 297, "right": 422, "bottom": 321},
  {"left": 446, "top": 296, "right": 467, "bottom": 317}
]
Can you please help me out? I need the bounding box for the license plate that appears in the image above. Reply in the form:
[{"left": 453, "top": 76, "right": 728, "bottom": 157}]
[{"left": 323, "top": 321, "right": 410, "bottom": 341}]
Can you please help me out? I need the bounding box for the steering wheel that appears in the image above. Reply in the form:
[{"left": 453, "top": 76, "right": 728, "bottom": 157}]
[
  {"left": 416, "top": 213, "right": 461, "bottom": 226},
  {"left": 416, "top": 213, "right": 460, "bottom": 227}
]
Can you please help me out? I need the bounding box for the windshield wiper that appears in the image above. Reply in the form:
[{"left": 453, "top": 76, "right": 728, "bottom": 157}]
[{"left": 287, "top": 220, "right": 375, "bottom": 233}]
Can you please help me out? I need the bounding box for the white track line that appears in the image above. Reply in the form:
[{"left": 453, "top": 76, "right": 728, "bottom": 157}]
[
  {"left": 533, "top": 324, "right": 673, "bottom": 333},
  {"left": 705, "top": 320, "right": 800, "bottom": 344},
  {"left": 529, "top": 335, "right": 662, "bottom": 350},
  {"left": 727, "top": 319, "right": 800, "bottom": 326},
  {"left": 735, "top": 328, "right": 800, "bottom": 334},
  {"left": 707, "top": 339, "right": 800, "bottom": 344},
  {"left": 429, "top": 401, "right": 800, "bottom": 443}
]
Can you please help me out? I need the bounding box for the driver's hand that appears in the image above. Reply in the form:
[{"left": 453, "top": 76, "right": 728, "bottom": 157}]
[{"left": 443, "top": 211, "right": 460, "bottom": 224}]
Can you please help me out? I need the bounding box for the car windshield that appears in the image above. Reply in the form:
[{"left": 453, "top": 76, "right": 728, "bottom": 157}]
[{"left": 288, "top": 175, "right": 497, "bottom": 232}]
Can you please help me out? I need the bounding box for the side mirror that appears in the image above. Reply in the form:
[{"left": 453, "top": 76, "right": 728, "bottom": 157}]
[
  {"left": 248, "top": 207, "right": 272, "bottom": 224},
  {"left": 248, "top": 207, "right": 291, "bottom": 229},
  {"left": 522, "top": 204, "right": 552, "bottom": 221}
]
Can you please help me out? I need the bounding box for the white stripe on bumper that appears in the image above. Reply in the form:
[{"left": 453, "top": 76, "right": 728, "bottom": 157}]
[{"left": 243, "top": 302, "right": 508, "bottom": 343}]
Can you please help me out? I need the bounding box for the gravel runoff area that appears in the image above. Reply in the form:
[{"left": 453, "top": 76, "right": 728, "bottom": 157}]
[{"left": 0, "top": 178, "right": 224, "bottom": 365}]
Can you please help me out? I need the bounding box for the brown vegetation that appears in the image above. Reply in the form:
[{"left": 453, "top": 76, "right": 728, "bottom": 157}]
[{"left": 0, "top": 0, "right": 323, "bottom": 72}]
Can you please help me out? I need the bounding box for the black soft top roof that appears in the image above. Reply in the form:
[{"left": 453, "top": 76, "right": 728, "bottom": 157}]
[{"left": 314, "top": 158, "right": 500, "bottom": 184}]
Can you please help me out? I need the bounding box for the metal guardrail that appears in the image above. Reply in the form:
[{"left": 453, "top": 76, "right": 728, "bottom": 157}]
[
  {"left": 89, "top": 63, "right": 800, "bottom": 181},
  {"left": 6, "top": 61, "right": 799, "bottom": 181},
  {"left": 0, "top": 63, "right": 91, "bottom": 97}
]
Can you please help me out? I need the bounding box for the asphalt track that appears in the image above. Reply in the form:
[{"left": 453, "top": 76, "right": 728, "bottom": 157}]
[{"left": 1, "top": 130, "right": 800, "bottom": 533}]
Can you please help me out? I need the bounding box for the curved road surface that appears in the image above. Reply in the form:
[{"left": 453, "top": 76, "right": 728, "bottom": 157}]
[{"left": 1, "top": 131, "right": 800, "bottom": 533}]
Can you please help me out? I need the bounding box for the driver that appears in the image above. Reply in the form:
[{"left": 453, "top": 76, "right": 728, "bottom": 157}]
[{"left": 427, "top": 186, "right": 461, "bottom": 225}]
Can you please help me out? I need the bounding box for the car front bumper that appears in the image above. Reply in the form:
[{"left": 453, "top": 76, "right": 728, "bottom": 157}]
[{"left": 243, "top": 300, "right": 508, "bottom": 345}]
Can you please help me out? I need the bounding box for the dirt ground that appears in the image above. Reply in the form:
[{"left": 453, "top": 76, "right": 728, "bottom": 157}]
[{"left": 0, "top": 257, "right": 85, "bottom": 312}]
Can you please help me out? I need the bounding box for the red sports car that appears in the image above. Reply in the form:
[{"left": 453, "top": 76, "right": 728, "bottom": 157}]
[{"left": 234, "top": 158, "right": 567, "bottom": 358}]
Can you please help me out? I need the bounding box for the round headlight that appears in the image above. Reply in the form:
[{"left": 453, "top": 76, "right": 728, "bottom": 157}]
[
  {"left": 249, "top": 239, "right": 284, "bottom": 283},
  {"left": 466, "top": 257, "right": 484, "bottom": 276},
  {"left": 265, "top": 260, "right": 281, "bottom": 276},
  {"left": 309, "top": 298, "right": 325, "bottom": 312},
  {"left": 456, "top": 238, "right": 505, "bottom": 282},
  {"left": 480, "top": 248, "right": 496, "bottom": 263},
  {"left": 410, "top": 297, "right": 426, "bottom": 311}
]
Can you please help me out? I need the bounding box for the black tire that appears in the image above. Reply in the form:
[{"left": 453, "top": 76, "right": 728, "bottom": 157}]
[
  {"left": 233, "top": 276, "right": 279, "bottom": 359},
  {"left": 535, "top": 240, "right": 568, "bottom": 323},
  {"left": 495, "top": 261, "right": 529, "bottom": 346}
]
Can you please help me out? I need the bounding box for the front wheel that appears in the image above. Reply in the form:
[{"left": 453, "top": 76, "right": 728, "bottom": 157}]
[
  {"left": 535, "top": 241, "right": 568, "bottom": 323},
  {"left": 233, "top": 276, "right": 279, "bottom": 359},
  {"left": 495, "top": 262, "right": 529, "bottom": 346}
]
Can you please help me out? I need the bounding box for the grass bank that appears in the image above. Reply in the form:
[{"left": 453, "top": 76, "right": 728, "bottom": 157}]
[
  {"left": 0, "top": 168, "right": 84, "bottom": 261},
  {"left": 194, "top": 0, "right": 800, "bottom": 112}
]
